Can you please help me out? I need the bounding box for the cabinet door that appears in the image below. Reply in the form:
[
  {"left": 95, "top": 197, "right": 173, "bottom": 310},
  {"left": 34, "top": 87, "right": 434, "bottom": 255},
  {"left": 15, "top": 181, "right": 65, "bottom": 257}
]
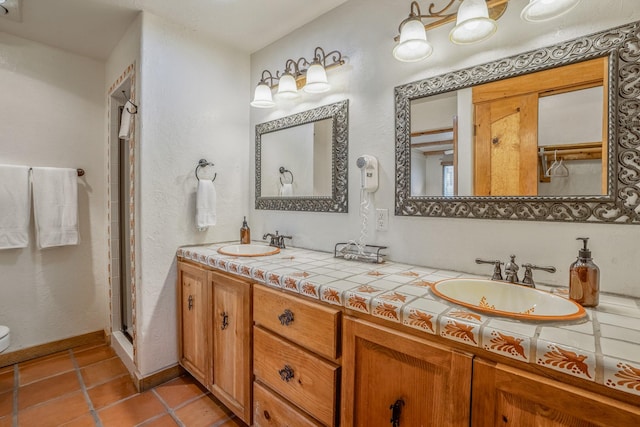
[
  {"left": 472, "top": 358, "right": 640, "bottom": 427},
  {"left": 341, "top": 316, "right": 472, "bottom": 427},
  {"left": 177, "top": 262, "right": 208, "bottom": 384},
  {"left": 210, "top": 271, "right": 252, "bottom": 424}
]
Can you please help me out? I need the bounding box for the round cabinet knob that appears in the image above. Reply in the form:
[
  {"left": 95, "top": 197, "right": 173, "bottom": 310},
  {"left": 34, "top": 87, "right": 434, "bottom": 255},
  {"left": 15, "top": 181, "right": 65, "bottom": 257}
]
[
  {"left": 278, "top": 365, "right": 294, "bottom": 382},
  {"left": 278, "top": 309, "right": 294, "bottom": 326}
]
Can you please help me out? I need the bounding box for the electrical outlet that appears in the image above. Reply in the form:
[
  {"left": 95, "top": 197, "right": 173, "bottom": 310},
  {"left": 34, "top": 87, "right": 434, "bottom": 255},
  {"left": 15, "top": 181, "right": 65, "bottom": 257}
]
[{"left": 375, "top": 208, "right": 389, "bottom": 231}]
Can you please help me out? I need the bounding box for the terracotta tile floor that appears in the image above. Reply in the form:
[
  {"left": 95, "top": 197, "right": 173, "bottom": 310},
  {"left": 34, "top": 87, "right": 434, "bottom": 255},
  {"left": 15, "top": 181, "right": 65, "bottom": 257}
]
[{"left": 0, "top": 343, "right": 247, "bottom": 427}]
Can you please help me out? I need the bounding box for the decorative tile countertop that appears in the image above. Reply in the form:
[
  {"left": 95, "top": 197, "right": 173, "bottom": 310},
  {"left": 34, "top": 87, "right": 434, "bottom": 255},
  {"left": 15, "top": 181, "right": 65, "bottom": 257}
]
[{"left": 177, "top": 243, "right": 640, "bottom": 398}]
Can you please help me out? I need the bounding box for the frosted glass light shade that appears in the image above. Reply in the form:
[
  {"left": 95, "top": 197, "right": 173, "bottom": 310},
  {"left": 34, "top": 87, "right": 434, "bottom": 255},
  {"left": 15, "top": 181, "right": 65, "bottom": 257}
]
[
  {"left": 303, "top": 63, "right": 330, "bottom": 93},
  {"left": 521, "top": 0, "right": 581, "bottom": 22},
  {"left": 450, "top": 0, "right": 497, "bottom": 45},
  {"left": 276, "top": 73, "right": 299, "bottom": 99},
  {"left": 250, "top": 82, "right": 275, "bottom": 108},
  {"left": 0, "top": 0, "right": 6, "bottom": 4},
  {"left": 393, "top": 18, "right": 433, "bottom": 62}
]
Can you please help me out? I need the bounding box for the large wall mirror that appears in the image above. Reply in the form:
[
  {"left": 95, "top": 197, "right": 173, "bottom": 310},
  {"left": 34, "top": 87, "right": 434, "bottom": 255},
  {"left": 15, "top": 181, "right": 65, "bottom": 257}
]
[
  {"left": 395, "top": 21, "right": 640, "bottom": 223},
  {"left": 256, "top": 99, "right": 348, "bottom": 212}
]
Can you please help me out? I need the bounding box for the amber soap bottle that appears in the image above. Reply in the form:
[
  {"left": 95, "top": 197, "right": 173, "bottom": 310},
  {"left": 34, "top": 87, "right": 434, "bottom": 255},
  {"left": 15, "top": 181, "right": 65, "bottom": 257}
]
[
  {"left": 240, "top": 217, "right": 250, "bottom": 244},
  {"left": 569, "top": 237, "right": 599, "bottom": 307}
]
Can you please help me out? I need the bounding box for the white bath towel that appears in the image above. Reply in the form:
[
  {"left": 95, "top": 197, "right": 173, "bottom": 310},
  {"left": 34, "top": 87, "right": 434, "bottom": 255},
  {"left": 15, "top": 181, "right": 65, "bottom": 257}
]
[
  {"left": 0, "top": 165, "right": 31, "bottom": 249},
  {"left": 119, "top": 101, "right": 134, "bottom": 140},
  {"left": 196, "top": 180, "right": 217, "bottom": 229},
  {"left": 32, "top": 167, "right": 79, "bottom": 248},
  {"left": 279, "top": 183, "right": 293, "bottom": 196}
]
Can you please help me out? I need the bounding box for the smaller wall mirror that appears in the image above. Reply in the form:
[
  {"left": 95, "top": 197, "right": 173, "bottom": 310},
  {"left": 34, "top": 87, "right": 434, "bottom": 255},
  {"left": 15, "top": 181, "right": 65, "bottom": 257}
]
[{"left": 255, "top": 99, "right": 348, "bottom": 212}]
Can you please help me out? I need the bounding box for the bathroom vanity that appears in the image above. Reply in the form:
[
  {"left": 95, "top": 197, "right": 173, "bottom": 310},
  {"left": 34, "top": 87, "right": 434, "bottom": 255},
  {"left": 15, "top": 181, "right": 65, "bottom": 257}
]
[{"left": 177, "top": 244, "right": 640, "bottom": 426}]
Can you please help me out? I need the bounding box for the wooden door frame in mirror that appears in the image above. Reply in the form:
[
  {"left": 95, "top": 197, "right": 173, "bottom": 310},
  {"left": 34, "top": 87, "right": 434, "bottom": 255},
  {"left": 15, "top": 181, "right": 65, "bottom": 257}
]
[
  {"left": 256, "top": 99, "right": 349, "bottom": 212},
  {"left": 395, "top": 21, "right": 640, "bottom": 223}
]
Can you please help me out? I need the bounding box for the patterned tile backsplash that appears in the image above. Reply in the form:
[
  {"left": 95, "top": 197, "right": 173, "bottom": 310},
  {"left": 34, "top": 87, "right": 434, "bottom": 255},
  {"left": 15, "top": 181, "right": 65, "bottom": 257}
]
[{"left": 178, "top": 243, "right": 640, "bottom": 398}]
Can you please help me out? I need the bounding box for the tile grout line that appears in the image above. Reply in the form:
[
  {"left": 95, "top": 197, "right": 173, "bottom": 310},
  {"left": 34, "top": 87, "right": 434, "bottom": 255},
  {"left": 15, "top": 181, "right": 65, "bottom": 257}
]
[
  {"left": 150, "top": 388, "right": 185, "bottom": 427},
  {"left": 12, "top": 364, "right": 18, "bottom": 427},
  {"left": 69, "top": 349, "right": 104, "bottom": 427}
]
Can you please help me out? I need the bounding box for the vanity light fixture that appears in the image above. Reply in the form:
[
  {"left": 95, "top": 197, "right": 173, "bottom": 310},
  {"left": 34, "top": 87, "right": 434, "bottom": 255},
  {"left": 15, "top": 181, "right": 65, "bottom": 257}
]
[
  {"left": 251, "top": 47, "right": 345, "bottom": 108},
  {"left": 521, "top": 0, "right": 581, "bottom": 22},
  {"left": 393, "top": 3, "right": 434, "bottom": 62},
  {"left": 449, "top": 0, "right": 497, "bottom": 44},
  {"left": 393, "top": 0, "right": 582, "bottom": 61}
]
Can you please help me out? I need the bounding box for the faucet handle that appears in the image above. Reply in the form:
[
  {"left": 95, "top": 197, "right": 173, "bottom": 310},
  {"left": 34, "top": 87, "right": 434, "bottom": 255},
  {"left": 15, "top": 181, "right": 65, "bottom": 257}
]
[
  {"left": 475, "top": 258, "right": 504, "bottom": 281},
  {"left": 524, "top": 263, "right": 556, "bottom": 274},
  {"left": 521, "top": 263, "right": 556, "bottom": 288}
]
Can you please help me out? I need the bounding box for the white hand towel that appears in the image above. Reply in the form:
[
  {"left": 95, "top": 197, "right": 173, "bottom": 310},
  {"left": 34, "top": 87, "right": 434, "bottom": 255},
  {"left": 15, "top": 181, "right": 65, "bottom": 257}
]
[
  {"left": 279, "top": 183, "right": 293, "bottom": 196},
  {"left": 0, "top": 165, "right": 31, "bottom": 249},
  {"left": 196, "top": 180, "right": 217, "bottom": 229},
  {"left": 32, "top": 167, "right": 79, "bottom": 248},
  {"left": 119, "top": 101, "right": 134, "bottom": 140}
]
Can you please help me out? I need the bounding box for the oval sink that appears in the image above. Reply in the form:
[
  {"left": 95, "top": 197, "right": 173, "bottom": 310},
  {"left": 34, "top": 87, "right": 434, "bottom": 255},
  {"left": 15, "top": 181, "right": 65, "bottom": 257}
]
[
  {"left": 217, "top": 244, "right": 280, "bottom": 257},
  {"left": 431, "top": 278, "right": 586, "bottom": 321}
]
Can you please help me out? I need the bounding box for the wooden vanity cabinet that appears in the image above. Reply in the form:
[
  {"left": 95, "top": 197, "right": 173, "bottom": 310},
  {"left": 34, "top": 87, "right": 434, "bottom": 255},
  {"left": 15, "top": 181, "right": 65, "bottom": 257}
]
[
  {"left": 177, "top": 262, "right": 253, "bottom": 425},
  {"left": 208, "top": 270, "right": 252, "bottom": 425},
  {"left": 252, "top": 284, "right": 342, "bottom": 427},
  {"left": 471, "top": 358, "right": 640, "bottom": 427},
  {"left": 177, "top": 261, "right": 209, "bottom": 384},
  {"left": 341, "top": 316, "right": 473, "bottom": 427}
]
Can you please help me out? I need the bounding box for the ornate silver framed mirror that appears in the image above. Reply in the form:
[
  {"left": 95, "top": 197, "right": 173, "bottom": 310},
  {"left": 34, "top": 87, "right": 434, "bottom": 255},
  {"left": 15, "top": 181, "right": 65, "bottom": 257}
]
[
  {"left": 395, "top": 21, "right": 640, "bottom": 223},
  {"left": 256, "top": 99, "right": 348, "bottom": 212}
]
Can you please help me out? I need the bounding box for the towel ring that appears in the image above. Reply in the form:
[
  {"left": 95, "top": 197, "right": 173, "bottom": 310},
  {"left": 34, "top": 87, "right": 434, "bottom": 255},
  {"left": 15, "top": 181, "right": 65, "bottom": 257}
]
[
  {"left": 279, "top": 167, "right": 294, "bottom": 185},
  {"left": 195, "top": 158, "right": 217, "bottom": 182}
]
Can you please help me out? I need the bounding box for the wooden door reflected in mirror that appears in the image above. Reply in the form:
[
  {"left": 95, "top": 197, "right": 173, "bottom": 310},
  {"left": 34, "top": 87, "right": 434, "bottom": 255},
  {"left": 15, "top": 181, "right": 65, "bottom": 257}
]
[{"left": 472, "top": 57, "right": 607, "bottom": 196}]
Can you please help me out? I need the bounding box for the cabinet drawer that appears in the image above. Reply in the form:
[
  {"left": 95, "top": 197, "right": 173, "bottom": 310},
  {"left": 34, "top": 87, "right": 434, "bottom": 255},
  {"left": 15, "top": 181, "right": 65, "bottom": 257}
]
[
  {"left": 254, "top": 326, "right": 339, "bottom": 427},
  {"left": 253, "top": 285, "right": 341, "bottom": 360},
  {"left": 253, "top": 381, "right": 323, "bottom": 427}
]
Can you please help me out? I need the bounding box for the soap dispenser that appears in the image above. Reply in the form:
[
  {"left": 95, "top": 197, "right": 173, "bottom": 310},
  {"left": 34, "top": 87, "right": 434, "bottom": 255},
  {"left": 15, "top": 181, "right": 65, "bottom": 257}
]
[
  {"left": 569, "top": 237, "right": 599, "bottom": 307},
  {"left": 240, "top": 217, "right": 250, "bottom": 244}
]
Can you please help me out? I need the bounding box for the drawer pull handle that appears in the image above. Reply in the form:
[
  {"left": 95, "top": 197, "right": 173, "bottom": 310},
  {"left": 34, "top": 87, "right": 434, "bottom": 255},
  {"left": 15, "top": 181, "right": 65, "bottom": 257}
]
[
  {"left": 390, "top": 399, "right": 404, "bottom": 427},
  {"left": 221, "top": 312, "right": 229, "bottom": 330},
  {"left": 188, "top": 295, "right": 194, "bottom": 311},
  {"left": 278, "top": 309, "right": 294, "bottom": 326},
  {"left": 278, "top": 365, "right": 294, "bottom": 382},
  {"left": 263, "top": 410, "right": 271, "bottom": 420}
]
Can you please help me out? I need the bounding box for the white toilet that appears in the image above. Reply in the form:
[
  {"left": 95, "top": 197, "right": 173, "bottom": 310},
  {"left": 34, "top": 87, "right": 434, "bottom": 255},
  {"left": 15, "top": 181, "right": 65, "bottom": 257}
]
[{"left": 0, "top": 326, "right": 9, "bottom": 353}]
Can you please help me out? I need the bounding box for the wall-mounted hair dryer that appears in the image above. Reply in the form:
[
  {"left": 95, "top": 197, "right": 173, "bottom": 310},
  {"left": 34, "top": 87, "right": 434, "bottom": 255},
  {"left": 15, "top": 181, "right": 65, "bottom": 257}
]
[{"left": 356, "top": 155, "right": 378, "bottom": 192}]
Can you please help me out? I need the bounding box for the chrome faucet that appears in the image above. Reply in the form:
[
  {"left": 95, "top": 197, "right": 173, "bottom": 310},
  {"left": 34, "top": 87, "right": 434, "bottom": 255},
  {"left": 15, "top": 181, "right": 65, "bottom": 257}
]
[
  {"left": 504, "top": 255, "right": 520, "bottom": 284},
  {"left": 263, "top": 231, "right": 292, "bottom": 249},
  {"left": 476, "top": 255, "right": 556, "bottom": 288}
]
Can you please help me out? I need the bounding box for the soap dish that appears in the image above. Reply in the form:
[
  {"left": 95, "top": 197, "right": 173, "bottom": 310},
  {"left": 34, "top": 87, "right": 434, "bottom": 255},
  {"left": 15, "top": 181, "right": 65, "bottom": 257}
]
[{"left": 334, "top": 242, "right": 387, "bottom": 264}]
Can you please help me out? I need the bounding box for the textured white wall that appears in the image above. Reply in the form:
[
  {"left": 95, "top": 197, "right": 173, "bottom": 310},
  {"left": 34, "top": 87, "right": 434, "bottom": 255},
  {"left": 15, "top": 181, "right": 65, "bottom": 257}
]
[
  {"left": 0, "top": 33, "right": 107, "bottom": 351},
  {"left": 250, "top": 0, "right": 640, "bottom": 297},
  {"left": 137, "top": 13, "right": 250, "bottom": 376}
]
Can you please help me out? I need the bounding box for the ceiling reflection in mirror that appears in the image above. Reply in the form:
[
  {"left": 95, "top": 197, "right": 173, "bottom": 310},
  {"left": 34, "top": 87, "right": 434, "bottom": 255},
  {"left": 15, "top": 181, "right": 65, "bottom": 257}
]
[
  {"left": 256, "top": 100, "right": 348, "bottom": 212},
  {"left": 395, "top": 21, "right": 640, "bottom": 223}
]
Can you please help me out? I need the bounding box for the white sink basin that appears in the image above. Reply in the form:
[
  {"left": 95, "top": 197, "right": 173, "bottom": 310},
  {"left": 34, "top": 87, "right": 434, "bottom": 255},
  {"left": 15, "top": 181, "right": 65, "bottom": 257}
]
[
  {"left": 431, "top": 278, "right": 586, "bottom": 321},
  {"left": 217, "top": 244, "right": 280, "bottom": 257}
]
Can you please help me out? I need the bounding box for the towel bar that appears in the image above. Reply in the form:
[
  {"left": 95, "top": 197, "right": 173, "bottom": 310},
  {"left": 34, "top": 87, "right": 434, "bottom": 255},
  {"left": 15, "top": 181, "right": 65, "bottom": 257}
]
[{"left": 28, "top": 167, "right": 85, "bottom": 177}]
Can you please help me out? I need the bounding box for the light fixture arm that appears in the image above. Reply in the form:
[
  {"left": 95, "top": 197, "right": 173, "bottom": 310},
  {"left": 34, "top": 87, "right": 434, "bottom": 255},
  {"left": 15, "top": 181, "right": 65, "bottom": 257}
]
[
  {"left": 258, "top": 47, "right": 345, "bottom": 90},
  {"left": 259, "top": 69, "right": 278, "bottom": 87}
]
